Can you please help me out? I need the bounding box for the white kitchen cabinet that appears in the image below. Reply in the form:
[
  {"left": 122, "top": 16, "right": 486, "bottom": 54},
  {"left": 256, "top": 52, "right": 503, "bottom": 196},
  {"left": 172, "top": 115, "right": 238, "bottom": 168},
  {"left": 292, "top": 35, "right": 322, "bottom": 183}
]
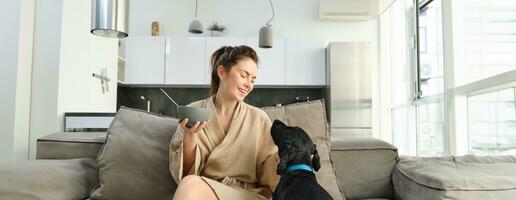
[
  {"left": 204, "top": 37, "right": 246, "bottom": 84},
  {"left": 245, "top": 37, "right": 286, "bottom": 85},
  {"left": 125, "top": 37, "right": 166, "bottom": 84},
  {"left": 165, "top": 37, "right": 206, "bottom": 85},
  {"left": 123, "top": 37, "right": 326, "bottom": 86},
  {"left": 285, "top": 38, "right": 326, "bottom": 85}
]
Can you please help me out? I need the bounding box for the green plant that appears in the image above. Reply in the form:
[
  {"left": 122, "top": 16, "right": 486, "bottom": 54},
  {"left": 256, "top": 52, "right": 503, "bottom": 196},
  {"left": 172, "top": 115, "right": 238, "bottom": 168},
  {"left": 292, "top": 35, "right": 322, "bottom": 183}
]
[{"left": 207, "top": 21, "right": 226, "bottom": 32}]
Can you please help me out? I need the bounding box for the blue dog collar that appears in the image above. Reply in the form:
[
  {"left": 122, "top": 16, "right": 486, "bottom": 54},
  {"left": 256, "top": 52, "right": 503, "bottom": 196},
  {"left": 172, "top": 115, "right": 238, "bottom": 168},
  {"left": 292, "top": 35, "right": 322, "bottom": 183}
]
[{"left": 287, "top": 164, "right": 314, "bottom": 173}]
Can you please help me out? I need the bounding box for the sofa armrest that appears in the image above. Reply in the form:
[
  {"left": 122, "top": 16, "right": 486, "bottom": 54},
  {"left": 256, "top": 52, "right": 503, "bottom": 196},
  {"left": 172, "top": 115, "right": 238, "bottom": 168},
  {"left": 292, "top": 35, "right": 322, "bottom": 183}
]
[
  {"left": 0, "top": 158, "right": 98, "bottom": 199},
  {"left": 330, "top": 137, "right": 398, "bottom": 200},
  {"left": 37, "top": 132, "right": 107, "bottom": 159}
]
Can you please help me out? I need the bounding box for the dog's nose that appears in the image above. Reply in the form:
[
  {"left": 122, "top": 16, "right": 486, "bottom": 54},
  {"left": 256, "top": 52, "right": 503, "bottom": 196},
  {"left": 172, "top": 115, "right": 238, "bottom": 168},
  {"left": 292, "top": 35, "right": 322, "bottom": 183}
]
[{"left": 271, "top": 120, "right": 286, "bottom": 140}]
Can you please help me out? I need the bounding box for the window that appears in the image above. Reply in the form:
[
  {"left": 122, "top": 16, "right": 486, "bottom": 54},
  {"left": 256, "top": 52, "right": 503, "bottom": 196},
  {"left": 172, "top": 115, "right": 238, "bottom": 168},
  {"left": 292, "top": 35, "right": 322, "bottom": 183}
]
[
  {"left": 416, "top": 101, "right": 445, "bottom": 156},
  {"left": 383, "top": 0, "right": 446, "bottom": 156},
  {"left": 383, "top": 0, "right": 418, "bottom": 155},
  {"left": 417, "top": 0, "right": 444, "bottom": 97},
  {"left": 414, "top": 0, "right": 447, "bottom": 156},
  {"left": 468, "top": 88, "right": 516, "bottom": 155},
  {"left": 391, "top": 2, "right": 410, "bottom": 106},
  {"left": 453, "top": 0, "right": 516, "bottom": 86},
  {"left": 392, "top": 107, "right": 415, "bottom": 155},
  {"left": 381, "top": 0, "right": 516, "bottom": 157}
]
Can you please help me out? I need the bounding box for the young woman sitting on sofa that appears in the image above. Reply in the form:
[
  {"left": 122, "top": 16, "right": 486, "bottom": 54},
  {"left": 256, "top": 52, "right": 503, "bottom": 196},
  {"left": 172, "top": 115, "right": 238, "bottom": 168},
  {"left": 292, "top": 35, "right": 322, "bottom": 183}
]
[{"left": 169, "top": 45, "right": 280, "bottom": 200}]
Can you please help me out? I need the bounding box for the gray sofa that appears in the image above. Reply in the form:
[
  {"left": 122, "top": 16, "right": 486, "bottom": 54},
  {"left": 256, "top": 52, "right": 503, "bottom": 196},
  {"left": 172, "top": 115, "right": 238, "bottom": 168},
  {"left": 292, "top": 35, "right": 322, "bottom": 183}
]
[
  {"left": 2, "top": 101, "right": 516, "bottom": 200},
  {"left": 22, "top": 133, "right": 397, "bottom": 199}
]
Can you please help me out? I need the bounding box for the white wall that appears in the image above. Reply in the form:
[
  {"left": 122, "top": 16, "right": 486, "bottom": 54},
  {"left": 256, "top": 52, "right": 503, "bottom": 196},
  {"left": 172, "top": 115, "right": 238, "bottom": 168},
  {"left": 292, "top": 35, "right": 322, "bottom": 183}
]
[
  {"left": 0, "top": 0, "right": 35, "bottom": 161},
  {"left": 128, "top": 0, "right": 378, "bottom": 43},
  {"left": 0, "top": 0, "right": 21, "bottom": 161},
  {"left": 30, "top": 0, "right": 64, "bottom": 160},
  {"left": 57, "top": 0, "right": 118, "bottom": 130},
  {"left": 14, "top": 0, "right": 36, "bottom": 160},
  {"left": 29, "top": 0, "right": 118, "bottom": 159}
]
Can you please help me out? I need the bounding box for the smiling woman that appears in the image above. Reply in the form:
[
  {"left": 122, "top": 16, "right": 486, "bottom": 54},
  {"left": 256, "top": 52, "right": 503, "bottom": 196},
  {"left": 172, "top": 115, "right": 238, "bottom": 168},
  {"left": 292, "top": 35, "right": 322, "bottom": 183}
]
[
  {"left": 170, "top": 45, "right": 281, "bottom": 200},
  {"left": 209, "top": 45, "right": 259, "bottom": 98}
]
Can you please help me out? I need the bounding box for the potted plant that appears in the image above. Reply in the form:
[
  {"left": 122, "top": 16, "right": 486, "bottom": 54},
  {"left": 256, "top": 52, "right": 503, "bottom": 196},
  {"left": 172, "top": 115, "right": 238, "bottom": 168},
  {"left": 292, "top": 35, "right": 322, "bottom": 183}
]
[{"left": 207, "top": 21, "right": 226, "bottom": 37}]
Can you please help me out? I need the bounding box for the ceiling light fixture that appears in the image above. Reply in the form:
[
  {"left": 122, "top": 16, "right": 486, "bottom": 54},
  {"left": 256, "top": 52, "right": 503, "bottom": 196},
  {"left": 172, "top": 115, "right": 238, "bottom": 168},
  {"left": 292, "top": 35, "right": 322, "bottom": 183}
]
[
  {"left": 91, "top": 0, "right": 129, "bottom": 38},
  {"left": 259, "top": 0, "right": 275, "bottom": 48},
  {"left": 188, "top": 0, "right": 203, "bottom": 34}
]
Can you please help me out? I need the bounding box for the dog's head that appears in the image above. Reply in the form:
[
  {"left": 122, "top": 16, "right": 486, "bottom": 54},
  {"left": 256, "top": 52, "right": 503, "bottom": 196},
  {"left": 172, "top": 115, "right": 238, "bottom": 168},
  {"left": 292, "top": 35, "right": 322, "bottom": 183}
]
[{"left": 270, "top": 119, "right": 321, "bottom": 175}]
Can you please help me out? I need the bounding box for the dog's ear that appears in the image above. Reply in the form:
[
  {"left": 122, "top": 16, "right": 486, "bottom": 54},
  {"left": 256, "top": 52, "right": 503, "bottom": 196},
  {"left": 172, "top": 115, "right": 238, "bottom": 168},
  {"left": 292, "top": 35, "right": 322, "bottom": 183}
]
[
  {"left": 277, "top": 157, "right": 288, "bottom": 175},
  {"left": 277, "top": 143, "right": 294, "bottom": 175},
  {"left": 311, "top": 144, "right": 321, "bottom": 172}
]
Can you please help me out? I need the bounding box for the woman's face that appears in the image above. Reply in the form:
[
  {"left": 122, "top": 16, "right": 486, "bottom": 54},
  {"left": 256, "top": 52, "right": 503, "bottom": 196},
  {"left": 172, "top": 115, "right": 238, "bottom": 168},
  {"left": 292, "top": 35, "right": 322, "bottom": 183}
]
[{"left": 218, "top": 57, "right": 257, "bottom": 102}]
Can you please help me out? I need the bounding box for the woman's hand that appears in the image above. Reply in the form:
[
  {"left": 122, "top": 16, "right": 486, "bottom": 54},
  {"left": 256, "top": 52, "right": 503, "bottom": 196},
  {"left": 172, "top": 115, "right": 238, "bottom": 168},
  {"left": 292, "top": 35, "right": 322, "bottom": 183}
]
[{"left": 178, "top": 118, "right": 208, "bottom": 136}]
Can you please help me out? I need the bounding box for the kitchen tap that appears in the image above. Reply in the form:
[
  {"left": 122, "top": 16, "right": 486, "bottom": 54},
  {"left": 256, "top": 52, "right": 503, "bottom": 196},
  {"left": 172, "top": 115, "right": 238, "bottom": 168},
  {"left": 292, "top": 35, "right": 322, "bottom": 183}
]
[{"left": 140, "top": 96, "right": 151, "bottom": 112}]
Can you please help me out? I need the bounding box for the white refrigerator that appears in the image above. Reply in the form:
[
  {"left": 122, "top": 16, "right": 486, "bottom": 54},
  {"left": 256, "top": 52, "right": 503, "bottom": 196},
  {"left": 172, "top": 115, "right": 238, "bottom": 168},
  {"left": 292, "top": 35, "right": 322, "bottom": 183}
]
[{"left": 326, "top": 42, "right": 372, "bottom": 140}]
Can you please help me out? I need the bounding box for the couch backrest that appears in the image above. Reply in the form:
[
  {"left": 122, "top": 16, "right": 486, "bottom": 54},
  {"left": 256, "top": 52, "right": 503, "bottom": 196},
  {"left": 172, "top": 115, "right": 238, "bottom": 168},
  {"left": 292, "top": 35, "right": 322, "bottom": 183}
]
[
  {"left": 262, "top": 100, "right": 344, "bottom": 200},
  {"left": 331, "top": 137, "right": 398, "bottom": 200}
]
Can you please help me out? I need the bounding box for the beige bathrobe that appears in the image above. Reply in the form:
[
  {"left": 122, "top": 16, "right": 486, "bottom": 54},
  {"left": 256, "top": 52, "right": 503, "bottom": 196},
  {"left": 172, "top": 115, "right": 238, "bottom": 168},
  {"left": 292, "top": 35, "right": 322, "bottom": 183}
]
[{"left": 169, "top": 96, "right": 280, "bottom": 200}]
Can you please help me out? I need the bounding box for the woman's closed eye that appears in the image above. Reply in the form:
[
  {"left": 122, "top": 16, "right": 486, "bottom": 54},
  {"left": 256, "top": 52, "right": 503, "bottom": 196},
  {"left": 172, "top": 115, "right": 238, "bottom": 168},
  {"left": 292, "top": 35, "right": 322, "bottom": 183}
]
[{"left": 241, "top": 74, "right": 256, "bottom": 84}]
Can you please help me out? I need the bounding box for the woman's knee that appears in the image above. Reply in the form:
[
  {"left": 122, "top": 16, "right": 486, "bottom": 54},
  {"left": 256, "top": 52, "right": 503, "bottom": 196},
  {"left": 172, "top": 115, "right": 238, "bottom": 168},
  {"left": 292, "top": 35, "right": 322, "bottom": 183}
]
[
  {"left": 175, "top": 175, "right": 215, "bottom": 199},
  {"left": 179, "top": 175, "right": 204, "bottom": 187},
  {"left": 176, "top": 175, "right": 210, "bottom": 196}
]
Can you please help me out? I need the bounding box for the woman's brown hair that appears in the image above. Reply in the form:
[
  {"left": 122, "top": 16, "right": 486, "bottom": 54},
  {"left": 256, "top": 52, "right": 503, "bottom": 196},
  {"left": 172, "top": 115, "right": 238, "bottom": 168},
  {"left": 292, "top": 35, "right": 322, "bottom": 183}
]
[{"left": 209, "top": 45, "right": 259, "bottom": 96}]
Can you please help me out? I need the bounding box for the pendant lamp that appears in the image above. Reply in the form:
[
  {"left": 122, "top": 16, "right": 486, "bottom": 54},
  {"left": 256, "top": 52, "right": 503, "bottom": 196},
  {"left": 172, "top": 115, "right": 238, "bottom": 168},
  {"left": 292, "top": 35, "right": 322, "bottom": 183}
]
[
  {"left": 188, "top": 0, "right": 203, "bottom": 34},
  {"left": 91, "top": 0, "right": 129, "bottom": 38},
  {"left": 259, "top": 0, "right": 275, "bottom": 48}
]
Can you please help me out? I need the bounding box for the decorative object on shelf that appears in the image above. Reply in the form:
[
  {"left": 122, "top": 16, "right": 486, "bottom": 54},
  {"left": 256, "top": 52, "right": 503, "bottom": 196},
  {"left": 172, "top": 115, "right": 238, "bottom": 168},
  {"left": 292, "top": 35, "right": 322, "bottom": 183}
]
[
  {"left": 188, "top": 0, "right": 203, "bottom": 34},
  {"left": 91, "top": 0, "right": 129, "bottom": 38},
  {"left": 151, "top": 21, "right": 160, "bottom": 36},
  {"left": 259, "top": 0, "right": 275, "bottom": 48},
  {"left": 207, "top": 21, "right": 226, "bottom": 37}
]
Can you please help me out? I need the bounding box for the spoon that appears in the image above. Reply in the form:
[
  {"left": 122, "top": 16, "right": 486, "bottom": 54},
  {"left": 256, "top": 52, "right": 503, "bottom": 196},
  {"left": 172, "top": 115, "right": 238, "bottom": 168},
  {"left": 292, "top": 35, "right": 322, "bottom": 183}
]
[{"left": 160, "top": 89, "right": 179, "bottom": 107}]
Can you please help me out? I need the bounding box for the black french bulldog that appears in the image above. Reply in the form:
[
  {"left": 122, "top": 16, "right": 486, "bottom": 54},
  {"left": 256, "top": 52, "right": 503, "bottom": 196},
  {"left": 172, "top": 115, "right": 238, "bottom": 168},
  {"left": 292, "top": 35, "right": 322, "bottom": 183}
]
[{"left": 270, "top": 119, "right": 333, "bottom": 200}]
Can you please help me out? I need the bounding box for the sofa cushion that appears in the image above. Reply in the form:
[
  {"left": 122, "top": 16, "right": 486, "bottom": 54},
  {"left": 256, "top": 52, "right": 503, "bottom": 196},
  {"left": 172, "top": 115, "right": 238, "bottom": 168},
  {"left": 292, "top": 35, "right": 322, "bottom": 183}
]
[
  {"left": 393, "top": 156, "right": 516, "bottom": 199},
  {"left": 262, "top": 100, "right": 343, "bottom": 200},
  {"left": 89, "top": 107, "right": 178, "bottom": 200},
  {"left": 331, "top": 138, "right": 398, "bottom": 200},
  {"left": 454, "top": 154, "right": 516, "bottom": 163},
  {"left": 37, "top": 132, "right": 106, "bottom": 159},
  {"left": 0, "top": 158, "right": 98, "bottom": 200}
]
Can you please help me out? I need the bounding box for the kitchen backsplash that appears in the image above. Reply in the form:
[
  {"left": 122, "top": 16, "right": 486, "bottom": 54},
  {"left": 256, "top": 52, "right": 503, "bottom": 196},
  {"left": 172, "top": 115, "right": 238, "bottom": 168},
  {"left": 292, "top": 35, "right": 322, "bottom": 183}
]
[{"left": 117, "top": 86, "right": 326, "bottom": 118}]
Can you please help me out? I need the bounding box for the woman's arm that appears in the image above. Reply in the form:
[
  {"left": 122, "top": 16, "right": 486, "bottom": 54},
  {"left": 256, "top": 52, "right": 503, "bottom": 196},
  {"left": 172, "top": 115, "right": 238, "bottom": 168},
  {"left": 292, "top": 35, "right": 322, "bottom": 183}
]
[
  {"left": 257, "top": 117, "right": 280, "bottom": 192},
  {"left": 180, "top": 119, "right": 207, "bottom": 177},
  {"left": 182, "top": 129, "right": 196, "bottom": 176}
]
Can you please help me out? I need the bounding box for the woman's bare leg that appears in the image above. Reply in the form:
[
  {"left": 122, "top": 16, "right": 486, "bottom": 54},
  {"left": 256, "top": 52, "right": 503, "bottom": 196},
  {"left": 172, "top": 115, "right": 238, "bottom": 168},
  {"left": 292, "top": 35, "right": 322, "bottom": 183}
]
[{"left": 173, "top": 175, "right": 218, "bottom": 200}]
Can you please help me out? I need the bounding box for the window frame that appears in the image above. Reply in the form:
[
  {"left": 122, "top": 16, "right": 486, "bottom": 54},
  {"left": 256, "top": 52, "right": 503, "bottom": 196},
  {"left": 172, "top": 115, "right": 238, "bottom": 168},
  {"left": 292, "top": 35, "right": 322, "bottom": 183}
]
[{"left": 383, "top": 0, "right": 516, "bottom": 156}]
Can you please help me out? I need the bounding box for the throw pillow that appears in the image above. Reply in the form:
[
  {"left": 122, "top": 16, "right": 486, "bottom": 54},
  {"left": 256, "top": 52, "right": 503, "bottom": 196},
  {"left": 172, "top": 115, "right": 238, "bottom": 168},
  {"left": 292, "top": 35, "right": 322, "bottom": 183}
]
[
  {"left": 89, "top": 107, "right": 178, "bottom": 200},
  {"left": 262, "top": 100, "right": 344, "bottom": 200}
]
